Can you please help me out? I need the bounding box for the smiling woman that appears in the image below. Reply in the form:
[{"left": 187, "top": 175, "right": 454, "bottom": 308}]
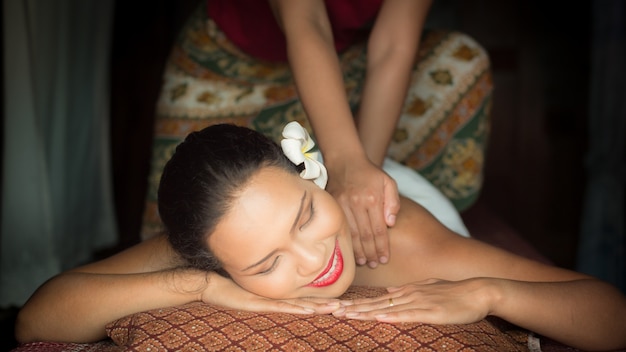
[
  {"left": 158, "top": 122, "right": 356, "bottom": 299},
  {"left": 14, "top": 123, "right": 626, "bottom": 351},
  {"left": 207, "top": 167, "right": 356, "bottom": 299}
]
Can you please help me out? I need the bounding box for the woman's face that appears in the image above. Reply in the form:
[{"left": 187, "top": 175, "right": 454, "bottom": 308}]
[{"left": 208, "top": 166, "right": 356, "bottom": 299}]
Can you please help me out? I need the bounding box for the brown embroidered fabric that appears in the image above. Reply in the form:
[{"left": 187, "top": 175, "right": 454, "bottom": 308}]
[
  {"left": 106, "top": 286, "right": 530, "bottom": 351},
  {"left": 11, "top": 341, "right": 122, "bottom": 352}
]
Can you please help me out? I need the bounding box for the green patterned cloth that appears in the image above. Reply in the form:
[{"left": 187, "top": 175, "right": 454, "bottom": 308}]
[{"left": 142, "top": 3, "right": 493, "bottom": 238}]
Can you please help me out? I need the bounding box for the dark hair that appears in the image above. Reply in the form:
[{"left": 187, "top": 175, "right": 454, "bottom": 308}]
[{"left": 157, "top": 124, "right": 298, "bottom": 271}]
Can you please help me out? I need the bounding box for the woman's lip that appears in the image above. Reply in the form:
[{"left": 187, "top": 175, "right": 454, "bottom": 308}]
[{"left": 307, "top": 240, "right": 343, "bottom": 287}]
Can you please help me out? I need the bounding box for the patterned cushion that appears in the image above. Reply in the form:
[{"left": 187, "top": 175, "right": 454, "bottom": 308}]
[
  {"left": 105, "top": 286, "right": 531, "bottom": 351},
  {"left": 11, "top": 341, "right": 121, "bottom": 352}
]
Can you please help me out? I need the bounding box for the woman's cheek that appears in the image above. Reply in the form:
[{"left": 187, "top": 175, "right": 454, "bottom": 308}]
[{"left": 319, "top": 196, "right": 346, "bottom": 231}]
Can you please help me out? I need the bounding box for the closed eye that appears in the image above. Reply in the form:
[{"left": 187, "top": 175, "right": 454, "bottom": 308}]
[{"left": 258, "top": 256, "right": 280, "bottom": 275}]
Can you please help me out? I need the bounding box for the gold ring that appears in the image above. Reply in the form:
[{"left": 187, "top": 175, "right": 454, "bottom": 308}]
[{"left": 388, "top": 298, "right": 394, "bottom": 307}]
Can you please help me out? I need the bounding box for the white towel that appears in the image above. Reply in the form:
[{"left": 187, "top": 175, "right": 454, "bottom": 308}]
[{"left": 383, "top": 158, "right": 470, "bottom": 237}]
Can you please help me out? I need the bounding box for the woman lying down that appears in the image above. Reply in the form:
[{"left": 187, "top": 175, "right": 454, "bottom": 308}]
[{"left": 15, "top": 122, "right": 626, "bottom": 351}]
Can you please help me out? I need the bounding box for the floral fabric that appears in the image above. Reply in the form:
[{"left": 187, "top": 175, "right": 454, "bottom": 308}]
[{"left": 141, "top": 2, "right": 493, "bottom": 238}]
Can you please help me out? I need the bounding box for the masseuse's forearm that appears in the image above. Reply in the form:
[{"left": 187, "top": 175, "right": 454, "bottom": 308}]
[
  {"left": 356, "top": 51, "right": 415, "bottom": 166},
  {"left": 357, "top": 0, "right": 432, "bottom": 166},
  {"left": 15, "top": 269, "right": 207, "bottom": 344},
  {"left": 280, "top": 7, "right": 367, "bottom": 165},
  {"left": 490, "top": 278, "right": 626, "bottom": 351}
]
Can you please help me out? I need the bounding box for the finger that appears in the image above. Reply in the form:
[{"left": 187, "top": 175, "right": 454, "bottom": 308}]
[
  {"left": 376, "top": 307, "right": 470, "bottom": 325},
  {"left": 341, "top": 203, "right": 366, "bottom": 265},
  {"left": 340, "top": 295, "right": 400, "bottom": 313},
  {"left": 385, "top": 279, "right": 441, "bottom": 294},
  {"left": 290, "top": 297, "right": 342, "bottom": 314},
  {"left": 247, "top": 300, "right": 317, "bottom": 314},
  {"left": 367, "top": 204, "right": 390, "bottom": 264},
  {"left": 352, "top": 206, "right": 378, "bottom": 267},
  {"left": 251, "top": 298, "right": 339, "bottom": 315},
  {"left": 374, "top": 309, "right": 432, "bottom": 323},
  {"left": 386, "top": 286, "right": 403, "bottom": 293},
  {"left": 344, "top": 308, "right": 441, "bottom": 323},
  {"left": 383, "top": 176, "right": 400, "bottom": 227},
  {"left": 339, "top": 296, "right": 381, "bottom": 306},
  {"left": 296, "top": 297, "right": 341, "bottom": 304},
  {"left": 337, "top": 302, "right": 392, "bottom": 319}
]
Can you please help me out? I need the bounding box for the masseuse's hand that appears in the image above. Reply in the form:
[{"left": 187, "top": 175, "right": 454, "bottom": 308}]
[
  {"left": 201, "top": 272, "right": 340, "bottom": 315},
  {"left": 332, "top": 278, "right": 491, "bottom": 324},
  {"left": 326, "top": 156, "right": 400, "bottom": 268}
]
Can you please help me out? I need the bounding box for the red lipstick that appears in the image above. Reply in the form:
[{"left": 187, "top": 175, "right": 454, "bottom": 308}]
[{"left": 307, "top": 240, "right": 343, "bottom": 287}]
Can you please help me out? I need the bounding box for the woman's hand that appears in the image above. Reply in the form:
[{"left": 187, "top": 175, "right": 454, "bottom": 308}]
[
  {"left": 202, "top": 272, "right": 341, "bottom": 315},
  {"left": 332, "top": 278, "right": 493, "bottom": 324},
  {"left": 326, "top": 155, "right": 400, "bottom": 268}
]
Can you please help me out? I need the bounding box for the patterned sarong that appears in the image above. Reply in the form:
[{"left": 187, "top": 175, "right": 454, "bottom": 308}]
[{"left": 142, "top": 3, "right": 493, "bottom": 238}]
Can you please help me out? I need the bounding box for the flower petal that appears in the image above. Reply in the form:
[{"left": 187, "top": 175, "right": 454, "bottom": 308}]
[
  {"left": 281, "top": 138, "right": 306, "bottom": 165},
  {"left": 282, "top": 121, "right": 315, "bottom": 153},
  {"left": 311, "top": 159, "right": 328, "bottom": 189},
  {"left": 301, "top": 158, "right": 321, "bottom": 179},
  {"left": 281, "top": 121, "right": 307, "bottom": 142},
  {"left": 280, "top": 121, "right": 328, "bottom": 189}
]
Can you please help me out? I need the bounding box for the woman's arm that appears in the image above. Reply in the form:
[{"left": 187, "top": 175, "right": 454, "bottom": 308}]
[
  {"left": 268, "top": 0, "right": 400, "bottom": 268},
  {"left": 15, "top": 268, "right": 208, "bottom": 343},
  {"left": 357, "top": 0, "right": 432, "bottom": 165},
  {"left": 15, "top": 236, "right": 337, "bottom": 344},
  {"left": 15, "top": 236, "right": 203, "bottom": 343},
  {"left": 343, "top": 198, "right": 626, "bottom": 351}
]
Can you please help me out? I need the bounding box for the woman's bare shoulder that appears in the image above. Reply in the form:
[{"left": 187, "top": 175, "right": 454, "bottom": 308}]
[
  {"left": 354, "top": 197, "right": 453, "bottom": 286},
  {"left": 70, "top": 234, "right": 185, "bottom": 275},
  {"left": 354, "top": 197, "right": 588, "bottom": 286}
]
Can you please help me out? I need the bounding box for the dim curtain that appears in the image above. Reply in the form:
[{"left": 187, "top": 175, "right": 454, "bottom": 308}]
[
  {"left": 1, "top": 0, "right": 117, "bottom": 306},
  {"left": 577, "top": 0, "right": 625, "bottom": 292}
]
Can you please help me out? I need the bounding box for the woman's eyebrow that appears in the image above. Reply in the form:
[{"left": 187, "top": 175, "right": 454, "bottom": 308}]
[
  {"left": 242, "top": 190, "right": 307, "bottom": 272},
  {"left": 289, "top": 190, "right": 307, "bottom": 235}
]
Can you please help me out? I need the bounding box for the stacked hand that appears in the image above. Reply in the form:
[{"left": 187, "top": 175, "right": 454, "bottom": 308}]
[
  {"left": 201, "top": 272, "right": 341, "bottom": 315},
  {"left": 332, "top": 278, "right": 493, "bottom": 324}
]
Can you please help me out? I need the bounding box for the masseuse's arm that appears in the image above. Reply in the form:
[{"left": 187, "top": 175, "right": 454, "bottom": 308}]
[
  {"left": 356, "top": 0, "right": 431, "bottom": 165},
  {"left": 269, "top": 0, "right": 400, "bottom": 268},
  {"left": 340, "top": 199, "right": 626, "bottom": 351},
  {"left": 15, "top": 236, "right": 334, "bottom": 344}
]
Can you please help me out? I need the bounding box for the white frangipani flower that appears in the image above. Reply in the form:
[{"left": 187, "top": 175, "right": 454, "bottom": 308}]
[{"left": 280, "top": 121, "right": 328, "bottom": 189}]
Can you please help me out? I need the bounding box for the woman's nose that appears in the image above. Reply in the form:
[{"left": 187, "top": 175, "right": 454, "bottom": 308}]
[{"left": 293, "top": 242, "right": 326, "bottom": 277}]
